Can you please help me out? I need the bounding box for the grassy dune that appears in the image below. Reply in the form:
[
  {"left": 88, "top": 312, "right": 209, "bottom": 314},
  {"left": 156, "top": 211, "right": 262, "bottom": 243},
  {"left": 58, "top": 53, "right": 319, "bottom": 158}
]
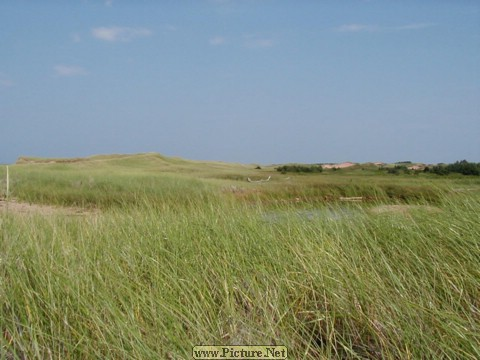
[
  {"left": 3, "top": 152, "right": 471, "bottom": 208},
  {"left": 1, "top": 154, "right": 479, "bottom": 359}
]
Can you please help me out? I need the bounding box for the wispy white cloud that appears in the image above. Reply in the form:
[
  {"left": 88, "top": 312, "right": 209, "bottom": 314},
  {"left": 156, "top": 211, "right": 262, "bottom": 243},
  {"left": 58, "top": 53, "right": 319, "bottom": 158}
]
[
  {"left": 335, "top": 23, "right": 435, "bottom": 33},
  {"left": 335, "top": 24, "right": 378, "bottom": 33},
  {"left": 54, "top": 65, "right": 88, "bottom": 77},
  {"left": 105, "top": 0, "right": 114, "bottom": 7},
  {"left": 209, "top": 36, "right": 226, "bottom": 46},
  {"left": 165, "top": 24, "right": 178, "bottom": 32},
  {"left": 244, "top": 36, "right": 274, "bottom": 49},
  {"left": 394, "top": 23, "right": 435, "bottom": 31},
  {"left": 71, "top": 33, "right": 81, "bottom": 43},
  {"left": 91, "top": 26, "right": 152, "bottom": 42},
  {"left": 208, "top": 0, "right": 232, "bottom": 4},
  {"left": 0, "top": 73, "right": 14, "bottom": 87}
]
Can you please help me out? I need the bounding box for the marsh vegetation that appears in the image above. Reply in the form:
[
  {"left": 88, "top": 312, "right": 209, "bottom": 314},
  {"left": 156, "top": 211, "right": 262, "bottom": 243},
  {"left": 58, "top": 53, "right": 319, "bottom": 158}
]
[{"left": 1, "top": 153, "right": 479, "bottom": 359}]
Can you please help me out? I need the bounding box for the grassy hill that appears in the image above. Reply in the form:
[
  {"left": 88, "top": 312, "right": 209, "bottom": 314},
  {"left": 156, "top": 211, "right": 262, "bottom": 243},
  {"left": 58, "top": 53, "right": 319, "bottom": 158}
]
[{"left": 3, "top": 152, "right": 478, "bottom": 209}]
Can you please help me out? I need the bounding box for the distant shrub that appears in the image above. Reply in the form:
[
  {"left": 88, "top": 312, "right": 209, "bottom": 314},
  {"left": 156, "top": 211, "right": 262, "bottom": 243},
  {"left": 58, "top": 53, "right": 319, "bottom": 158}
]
[
  {"left": 424, "top": 160, "right": 480, "bottom": 176},
  {"left": 426, "top": 165, "right": 450, "bottom": 176},
  {"left": 387, "top": 165, "right": 409, "bottom": 175},
  {"left": 447, "top": 160, "right": 480, "bottom": 175},
  {"left": 276, "top": 164, "right": 323, "bottom": 174}
]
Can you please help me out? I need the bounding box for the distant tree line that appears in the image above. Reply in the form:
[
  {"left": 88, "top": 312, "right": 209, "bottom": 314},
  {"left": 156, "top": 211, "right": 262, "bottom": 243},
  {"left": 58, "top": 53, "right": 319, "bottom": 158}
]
[
  {"left": 385, "top": 165, "right": 410, "bottom": 175},
  {"left": 276, "top": 164, "right": 323, "bottom": 174},
  {"left": 424, "top": 160, "right": 480, "bottom": 176}
]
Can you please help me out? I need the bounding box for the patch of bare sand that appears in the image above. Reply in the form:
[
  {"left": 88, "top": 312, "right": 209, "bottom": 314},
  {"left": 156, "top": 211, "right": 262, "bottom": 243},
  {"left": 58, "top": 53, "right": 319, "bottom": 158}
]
[
  {"left": 370, "top": 204, "right": 441, "bottom": 215},
  {"left": 322, "top": 162, "right": 357, "bottom": 169},
  {"left": 0, "top": 199, "right": 97, "bottom": 216}
]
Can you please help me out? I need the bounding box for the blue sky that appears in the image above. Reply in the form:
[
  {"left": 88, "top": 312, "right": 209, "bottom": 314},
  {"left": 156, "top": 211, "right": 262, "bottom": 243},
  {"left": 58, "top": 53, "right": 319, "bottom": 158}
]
[{"left": 1, "top": 0, "right": 479, "bottom": 164}]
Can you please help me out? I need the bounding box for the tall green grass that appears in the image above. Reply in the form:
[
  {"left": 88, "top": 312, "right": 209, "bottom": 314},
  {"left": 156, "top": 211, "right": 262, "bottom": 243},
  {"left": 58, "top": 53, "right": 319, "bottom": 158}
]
[
  {"left": 1, "top": 191, "right": 479, "bottom": 359},
  {"left": 9, "top": 156, "right": 479, "bottom": 208},
  {"left": 7, "top": 165, "right": 217, "bottom": 209}
]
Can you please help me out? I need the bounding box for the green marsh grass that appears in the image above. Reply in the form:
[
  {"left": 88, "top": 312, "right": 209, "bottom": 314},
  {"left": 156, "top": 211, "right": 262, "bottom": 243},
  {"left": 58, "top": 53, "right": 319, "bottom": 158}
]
[
  {"left": 1, "top": 155, "right": 479, "bottom": 358},
  {"left": 1, "top": 193, "right": 479, "bottom": 358}
]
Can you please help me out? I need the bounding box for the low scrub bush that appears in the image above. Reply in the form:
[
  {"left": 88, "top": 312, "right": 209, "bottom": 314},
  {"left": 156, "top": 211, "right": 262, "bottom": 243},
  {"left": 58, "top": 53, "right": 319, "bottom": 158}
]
[{"left": 276, "top": 164, "right": 323, "bottom": 174}]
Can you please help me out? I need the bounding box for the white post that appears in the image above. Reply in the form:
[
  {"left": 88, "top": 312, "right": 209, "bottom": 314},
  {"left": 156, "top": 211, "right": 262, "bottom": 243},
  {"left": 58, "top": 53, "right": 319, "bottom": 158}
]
[{"left": 6, "top": 165, "right": 9, "bottom": 200}]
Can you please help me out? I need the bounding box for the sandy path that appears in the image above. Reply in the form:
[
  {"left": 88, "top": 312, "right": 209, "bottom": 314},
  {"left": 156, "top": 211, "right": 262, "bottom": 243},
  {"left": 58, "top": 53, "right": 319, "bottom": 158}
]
[{"left": 0, "top": 199, "right": 96, "bottom": 216}]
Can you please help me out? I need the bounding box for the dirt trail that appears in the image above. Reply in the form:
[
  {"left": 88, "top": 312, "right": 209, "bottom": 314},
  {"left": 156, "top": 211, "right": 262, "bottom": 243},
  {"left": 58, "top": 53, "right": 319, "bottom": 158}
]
[{"left": 0, "top": 199, "right": 96, "bottom": 216}]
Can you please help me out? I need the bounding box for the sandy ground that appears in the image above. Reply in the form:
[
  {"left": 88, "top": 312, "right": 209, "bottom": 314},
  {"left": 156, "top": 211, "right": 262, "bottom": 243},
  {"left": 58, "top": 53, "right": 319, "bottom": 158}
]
[
  {"left": 0, "top": 199, "right": 96, "bottom": 216},
  {"left": 322, "top": 162, "right": 357, "bottom": 169},
  {"left": 369, "top": 204, "right": 441, "bottom": 215}
]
